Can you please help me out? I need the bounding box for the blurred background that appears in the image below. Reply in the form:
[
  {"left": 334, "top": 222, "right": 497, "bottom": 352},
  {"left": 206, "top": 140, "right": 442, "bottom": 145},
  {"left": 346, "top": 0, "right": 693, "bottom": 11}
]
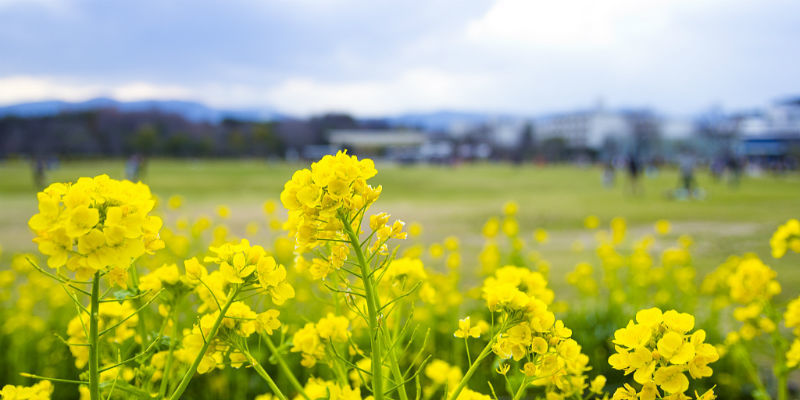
[
  {"left": 2, "top": 1, "right": 800, "bottom": 398},
  {"left": 2, "top": 0, "right": 800, "bottom": 261}
]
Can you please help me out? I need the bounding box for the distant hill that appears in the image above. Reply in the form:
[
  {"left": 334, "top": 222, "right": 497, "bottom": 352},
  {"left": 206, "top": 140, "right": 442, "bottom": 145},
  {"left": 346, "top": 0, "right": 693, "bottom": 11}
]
[
  {"left": 0, "top": 99, "right": 529, "bottom": 129},
  {"left": 0, "top": 98, "right": 286, "bottom": 123}
]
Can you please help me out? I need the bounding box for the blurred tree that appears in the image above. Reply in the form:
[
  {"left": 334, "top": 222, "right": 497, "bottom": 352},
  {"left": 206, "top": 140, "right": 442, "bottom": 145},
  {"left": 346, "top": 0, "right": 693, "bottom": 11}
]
[
  {"left": 252, "top": 122, "right": 284, "bottom": 157},
  {"left": 514, "top": 122, "right": 535, "bottom": 165},
  {"left": 129, "top": 124, "right": 159, "bottom": 156},
  {"left": 540, "top": 137, "right": 568, "bottom": 162},
  {"left": 227, "top": 129, "right": 247, "bottom": 156}
]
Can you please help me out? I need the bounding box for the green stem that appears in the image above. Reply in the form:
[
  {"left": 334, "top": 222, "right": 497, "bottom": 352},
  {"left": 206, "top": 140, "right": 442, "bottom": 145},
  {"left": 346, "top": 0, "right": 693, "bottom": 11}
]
[
  {"left": 447, "top": 331, "right": 502, "bottom": 400},
  {"left": 766, "top": 305, "right": 789, "bottom": 400},
  {"left": 511, "top": 376, "right": 529, "bottom": 400},
  {"left": 167, "top": 286, "right": 239, "bottom": 400},
  {"left": 343, "top": 218, "right": 385, "bottom": 400},
  {"left": 264, "top": 335, "right": 310, "bottom": 400},
  {"left": 158, "top": 306, "right": 178, "bottom": 398},
  {"left": 735, "top": 343, "right": 769, "bottom": 399},
  {"left": 770, "top": 331, "right": 789, "bottom": 400},
  {"left": 245, "top": 350, "right": 289, "bottom": 400},
  {"left": 19, "top": 372, "right": 87, "bottom": 385},
  {"left": 387, "top": 305, "right": 410, "bottom": 400},
  {"left": 769, "top": 337, "right": 789, "bottom": 400},
  {"left": 325, "top": 340, "right": 349, "bottom": 386},
  {"left": 88, "top": 272, "right": 101, "bottom": 400},
  {"left": 128, "top": 267, "right": 149, "bottom": 342},
  {"left": 464, "top": 338, "right": 472, "bottom": 365},
  {"left": 386, "top": 343, "right": 409, "bottom": 400}
]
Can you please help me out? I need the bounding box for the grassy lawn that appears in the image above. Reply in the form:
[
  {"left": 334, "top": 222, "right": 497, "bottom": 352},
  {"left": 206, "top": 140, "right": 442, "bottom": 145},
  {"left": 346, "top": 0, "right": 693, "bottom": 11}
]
[{"left": 1, "top": 158, "right": 799, "bottom": 292}]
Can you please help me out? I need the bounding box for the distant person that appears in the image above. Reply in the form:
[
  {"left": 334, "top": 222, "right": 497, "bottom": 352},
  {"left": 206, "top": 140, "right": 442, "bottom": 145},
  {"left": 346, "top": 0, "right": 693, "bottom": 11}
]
[
  {"left": 710, "top": 158, "right": 725, "bottom": 182},
  {"left": 726, "top": 155, "right": 742, "bottom": 187},
  {"left": 645, "top": 162, "right": 659, "bottom": 177},
  {"left": 126, "top": 154, "right": 145, "bottom": 181},
  {"left": 626, "top": 155, "right": 642, "bottom": 195},
  {"left": 33, "top": 157, "right": 46, "bottom": 189},
  {"left": 678, "top": 153, "right": 697, "bottom": 197},
  {"left": 603, "top": 160, "right": 615, "bottom": 188}
]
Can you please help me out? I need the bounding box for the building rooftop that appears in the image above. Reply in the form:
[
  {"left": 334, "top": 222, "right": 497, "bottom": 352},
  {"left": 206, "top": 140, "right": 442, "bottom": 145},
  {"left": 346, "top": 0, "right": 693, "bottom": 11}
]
[{"left": 328, "top": 129, "right": 427, "bottom": 147}]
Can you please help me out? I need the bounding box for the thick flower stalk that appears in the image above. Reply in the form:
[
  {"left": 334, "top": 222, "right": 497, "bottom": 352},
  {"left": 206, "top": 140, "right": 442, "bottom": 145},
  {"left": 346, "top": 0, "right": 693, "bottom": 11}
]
[
  {"left": 281, "top": 151, "right": 410, "bottom": 400},
  {"left": 28, "top": 175, "right": 163, "bottom": 400}
]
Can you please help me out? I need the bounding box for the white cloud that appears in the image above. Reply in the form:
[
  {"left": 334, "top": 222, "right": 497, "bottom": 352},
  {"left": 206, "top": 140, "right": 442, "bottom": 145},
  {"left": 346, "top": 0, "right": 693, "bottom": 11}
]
[
  {"left": 0, "top": 76, "right": 195, "bottom": 105},
  {"left": 0, "top": 76, "right": 102, "bottom": 104},
  {"left": 264, "top": 68, "right": 497, "bottom": 116},
  {"left": 0, "top": 72, "right": 497, "bottom": 116},
  {"left": 464, "top": 0, "right": 717, "bottom": 50},
  {"left": 110, "top": 82, "right": 193, "bottom": 101}
]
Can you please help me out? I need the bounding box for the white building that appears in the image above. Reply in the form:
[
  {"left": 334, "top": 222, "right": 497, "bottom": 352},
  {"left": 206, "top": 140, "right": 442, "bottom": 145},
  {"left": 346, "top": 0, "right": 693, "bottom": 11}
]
[
  {"left": 735, "top": 98, "right": 800, "bottom": 161},
  {"left": 535, "top": 109, "right": 633, "bottom": 149},
  {"left": 660, "top": 118, "right": 695, "bottom": 140},
  {"left": 735, "top": 98, "right": 800, "bottom": 137},
  {"left": 486, "top": 118, "right": 528, "bottom": 149},
  {"left": 327, "top": 129, "right": 427, "bottom": 159}
]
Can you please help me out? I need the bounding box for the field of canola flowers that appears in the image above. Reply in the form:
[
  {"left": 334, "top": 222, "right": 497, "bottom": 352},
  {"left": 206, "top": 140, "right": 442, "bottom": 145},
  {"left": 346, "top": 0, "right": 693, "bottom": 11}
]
[{"left": 1, "top": 152, "right": 800, "bottom": 400}]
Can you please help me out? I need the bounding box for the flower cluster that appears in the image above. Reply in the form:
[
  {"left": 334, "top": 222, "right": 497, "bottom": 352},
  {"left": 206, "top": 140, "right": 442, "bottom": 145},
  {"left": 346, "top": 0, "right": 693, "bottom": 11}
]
[
  {"left": 483, "top": 265, "right": 554, "bottom": 311},
  {"left": 138, "top": 263, "right": 181, "bottom": 292},
  {"left": 175, "top": 301, "right": 280, "bottom": 374},
  {"left": 455, "top": 388, "right": 492, "bottom": 400},
  {"left": 727, "top": 256, "right": 781, "bottom": 304},
  {"left": 726, "top": 255, "right": 781, "bottom": 341},
  {"left": 0, "top": 380, "right": 53, "bottom": 400},
  {"left": 368, "top": 212, "right": 407, "bottom": 254},
  {"left": 699, "top": 255, "right": 740, "bottom": 310},
  {"left": 203, "top": 239, "right": 295, "bottom": 305},
  {"left": 296, "top": 377, "right": 361, "bottom": 400},
  {"left": 28, "top": 175, "right": 164, "bottom": 282},
  {"left": 770, "top": 218, "right": 800, "bottom": 258},
  {"left": 291, "top": 313, "right": 350, "bottom": 367},
  {"left": 480, "top": 265, "right": 592, "bottom": 398},
  {"left": 380, "top": 257, "right": 436, "bottom": 303},
  {"left": 784, "top": 296, "right": 800, "bottom": 368},
  {"left": 280, "top": 150, "right": 381, "bottom": 254},
  {"left": 477, "top": 202, "right": 530, "bottom": 274},
  {"left": 608, "top": 308, "right": 719, "bottom": 399},
  {"left": 168, "top": 240, "right": 293, "bottom": 376},
  {"left": 566, "top": 262, "right": 598, "bottom": 295},
  {"left": 425, "top": 359, "right": 463, "bottom": 396},
  {"left": 495, "top": 319, "right": 589, "bottom": 390}
]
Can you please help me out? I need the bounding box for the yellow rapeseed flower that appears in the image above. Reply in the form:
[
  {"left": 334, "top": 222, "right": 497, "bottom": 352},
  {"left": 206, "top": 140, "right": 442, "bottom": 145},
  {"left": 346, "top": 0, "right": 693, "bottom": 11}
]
[
  {"left": 609, "top": 307, "right": 718, "bottom": 398},
  {"left": 28, "top": 175, "right": 163, "bottom": 282},
  {"left": 655, "top": 219, "right": 671, "bottom": 235},
  {"left": 454, "top": 317, "right": 481, "bottom": 339}
]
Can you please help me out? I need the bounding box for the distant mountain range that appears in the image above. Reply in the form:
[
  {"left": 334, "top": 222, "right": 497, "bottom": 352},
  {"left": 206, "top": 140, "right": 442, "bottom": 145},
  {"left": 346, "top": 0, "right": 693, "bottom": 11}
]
[
  {"left": 0, "top": 98, "right": 287, "bottom": 123},
  {"left": 0, "top": 98, "right": 517, "bottom": 130}
]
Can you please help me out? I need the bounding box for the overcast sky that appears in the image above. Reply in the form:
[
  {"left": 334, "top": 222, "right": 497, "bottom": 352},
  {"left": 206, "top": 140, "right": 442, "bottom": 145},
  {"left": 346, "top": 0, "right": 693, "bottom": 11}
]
[{"left": 0, "top": 0, "right": 798, "bottom": 116}]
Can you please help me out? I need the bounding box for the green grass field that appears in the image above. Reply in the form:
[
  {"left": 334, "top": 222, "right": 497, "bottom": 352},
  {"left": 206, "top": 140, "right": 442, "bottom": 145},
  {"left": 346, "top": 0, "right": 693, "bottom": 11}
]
[{"left": 2, "top": 158, "right": 799, "bottom": 291}]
